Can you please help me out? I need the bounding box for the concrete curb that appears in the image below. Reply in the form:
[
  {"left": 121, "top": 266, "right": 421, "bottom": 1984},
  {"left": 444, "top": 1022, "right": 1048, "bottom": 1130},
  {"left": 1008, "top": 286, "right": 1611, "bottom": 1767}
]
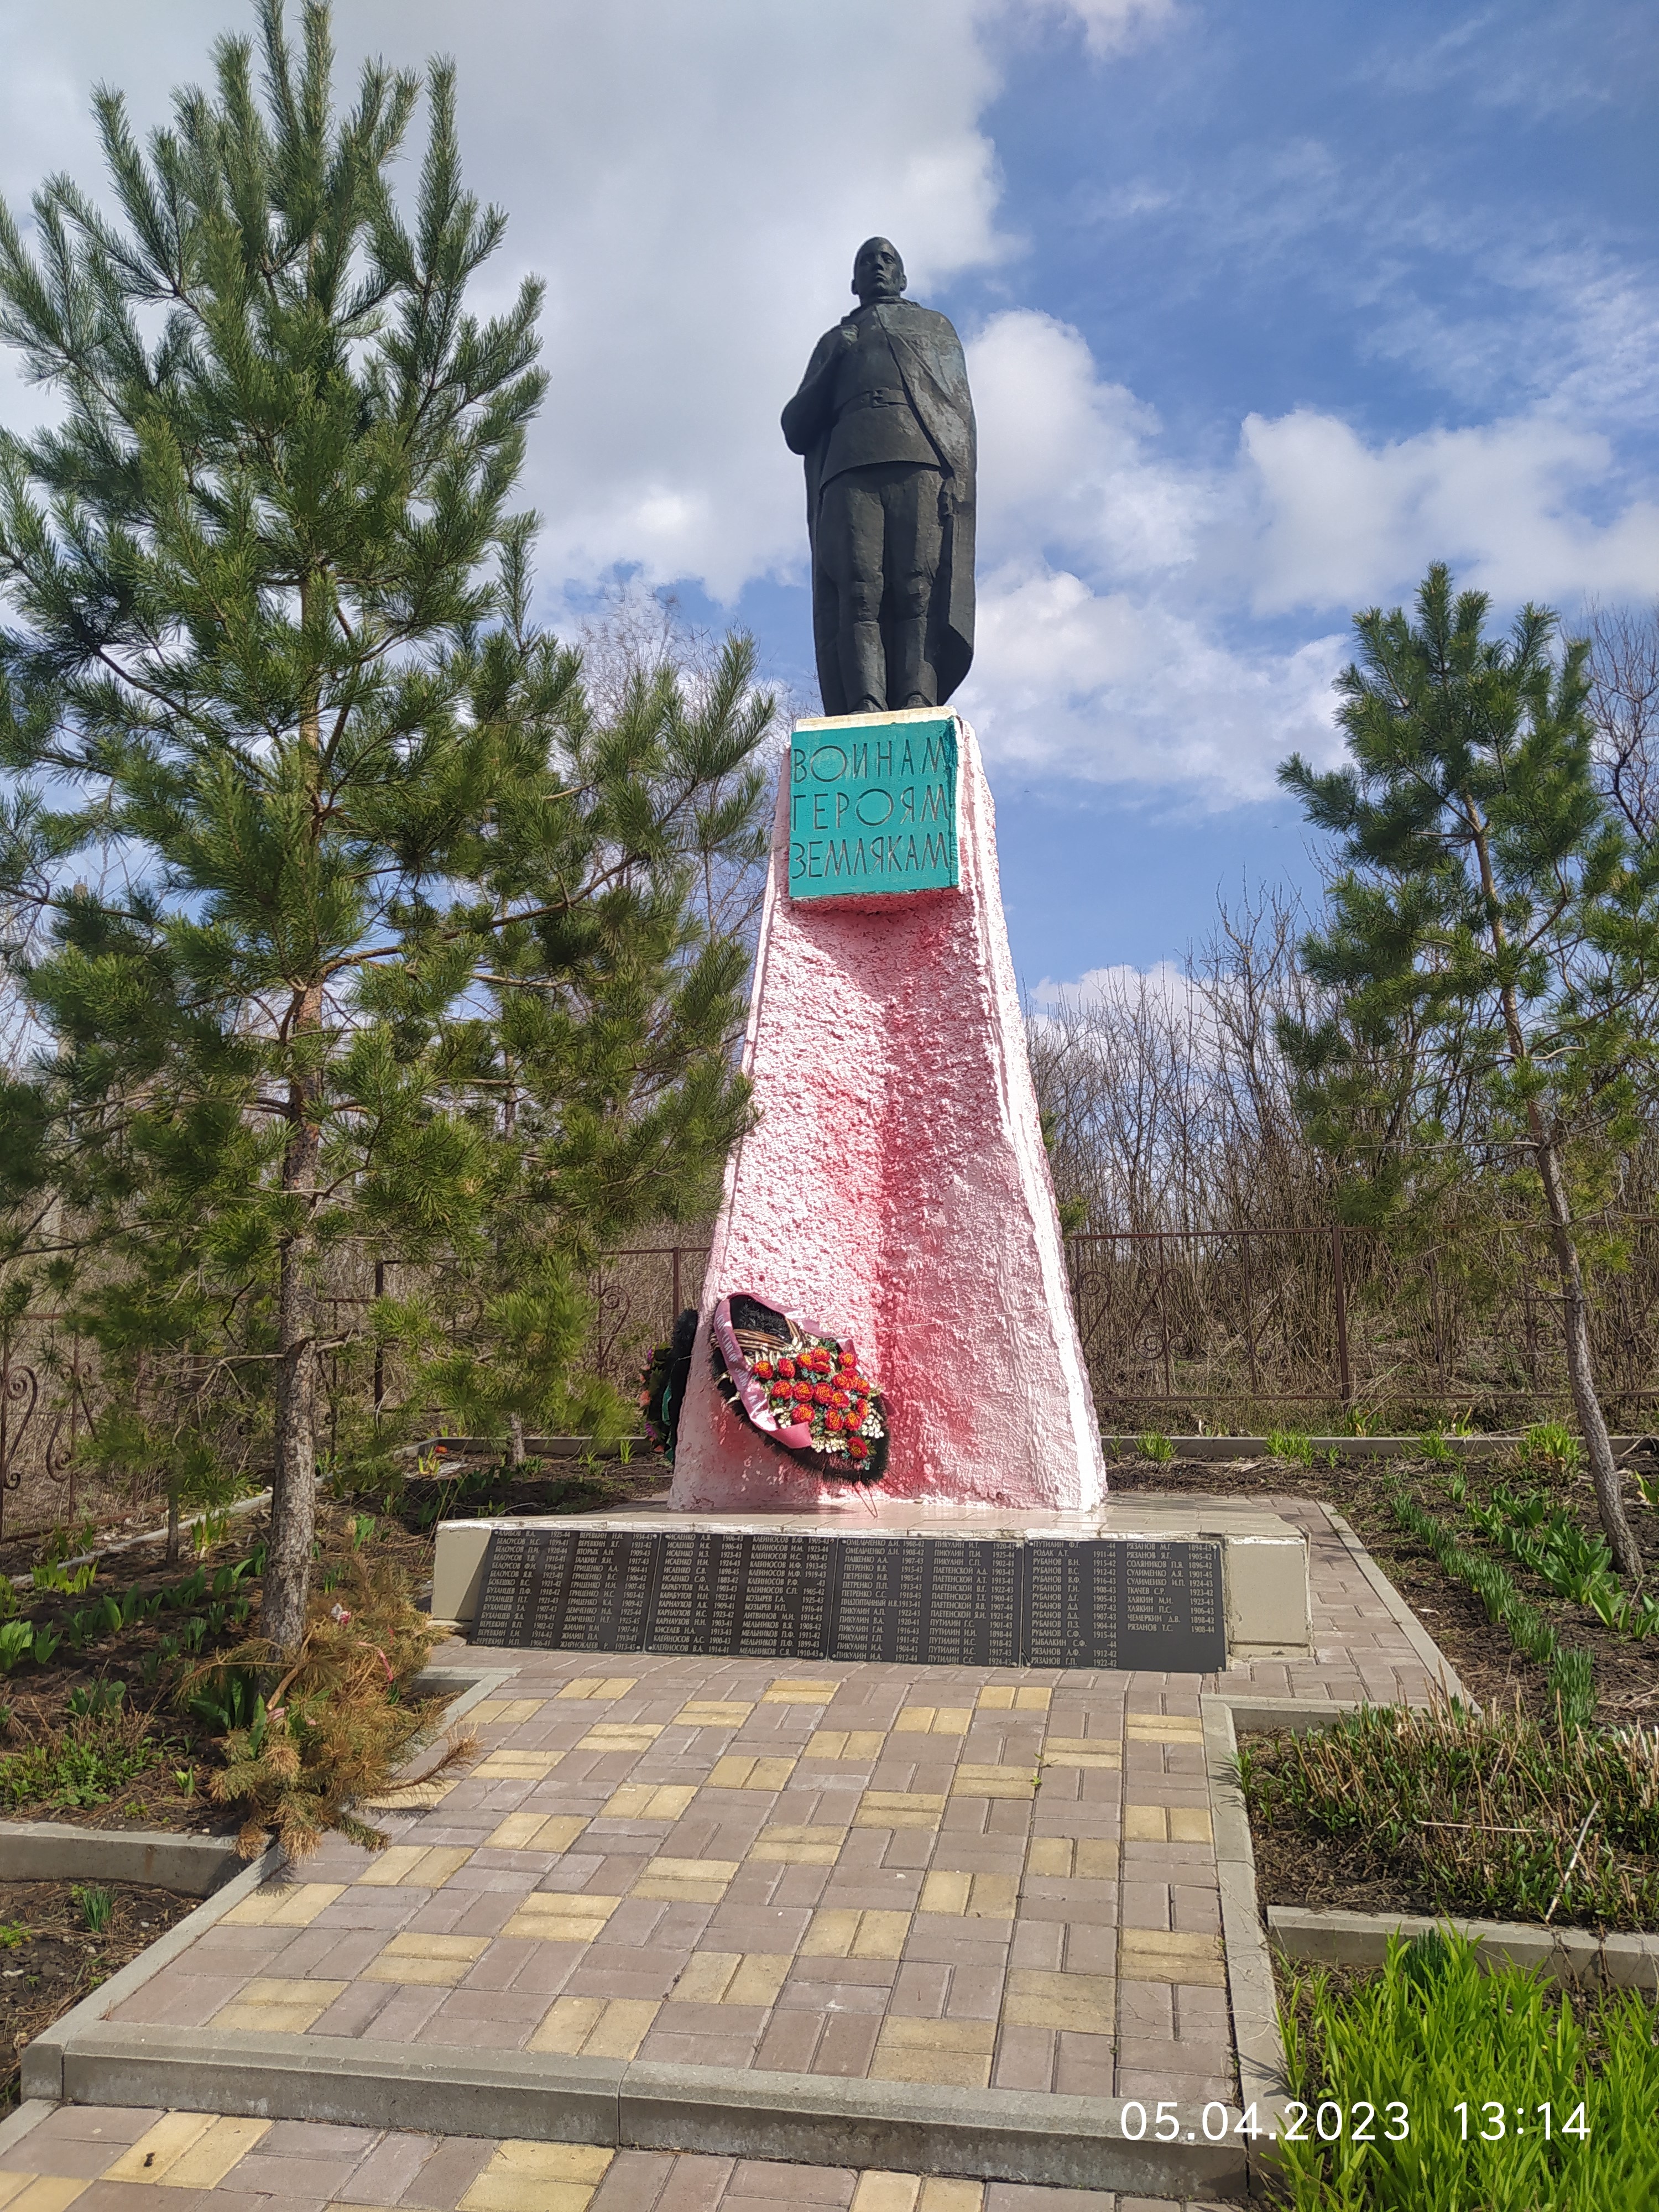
[
  {"left": 1268, "top": 1906, "right": 1659, "bottom": 1991},
  {"left": 1323, "top": 1506, "right": 1473, "bottom": 1707},
  {"left": 0, "top": 1822, "right": 242, "bottom": 1896},
  {"left": 51, "top": 2023, "right": 1246, "bottom": 2198},
  {"left": 15, "top": 1489, "right": 273, "bottom": 1590},
  {"left": 20, "top": 1841, "right": 283, "bottom": 2101},
  {"left": 1202, "top": 1694, "right": 1288, "bottom": 2198},
  {"left": 1114, "top": 1435, "right": 1656, "bottom": 1464}
]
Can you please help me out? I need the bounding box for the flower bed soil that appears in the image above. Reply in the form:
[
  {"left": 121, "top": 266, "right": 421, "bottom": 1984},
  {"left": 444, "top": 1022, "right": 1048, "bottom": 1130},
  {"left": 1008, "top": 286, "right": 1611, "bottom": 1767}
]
[
  {"left": 0, "top": 1877, "right": 198, "bottom": 2110},
  {"left": 1109, "top": 1455, "right": 1659, "bottom": 1726}
]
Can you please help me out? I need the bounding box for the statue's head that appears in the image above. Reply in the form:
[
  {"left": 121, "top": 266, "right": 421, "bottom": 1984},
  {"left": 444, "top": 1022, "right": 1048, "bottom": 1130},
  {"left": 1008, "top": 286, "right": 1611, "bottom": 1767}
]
[{"left": 852, "top": 238, "right": 906, "bottom": 307}]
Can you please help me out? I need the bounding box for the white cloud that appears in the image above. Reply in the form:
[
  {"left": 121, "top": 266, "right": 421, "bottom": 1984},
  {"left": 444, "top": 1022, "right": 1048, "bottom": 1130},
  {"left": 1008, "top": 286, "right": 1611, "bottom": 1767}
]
[{"left": 1239, "top": 408, "right": 1659, "bottom": 614}]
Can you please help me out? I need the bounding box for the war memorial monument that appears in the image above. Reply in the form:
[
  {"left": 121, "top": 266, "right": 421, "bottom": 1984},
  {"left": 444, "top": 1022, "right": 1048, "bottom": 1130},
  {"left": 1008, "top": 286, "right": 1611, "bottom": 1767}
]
[{"left": 433, "top": 242, "right": 1309, "bottom": 1670}]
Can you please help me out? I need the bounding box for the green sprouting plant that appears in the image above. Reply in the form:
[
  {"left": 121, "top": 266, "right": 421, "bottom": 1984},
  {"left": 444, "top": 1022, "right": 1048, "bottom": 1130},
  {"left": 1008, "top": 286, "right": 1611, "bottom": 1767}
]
[
  {"left": 1522, "top": 1420, "right": 1582, "bottom": 1476},
  {"left": 1462, "top": 1486, "right": 1659, "bottom": 1640},
  {"left": 186, "top": 1668, "right": 264, "bottom": 1737},
  {"left": 29, "top": 1626, "right": 60, "bottom": 1668},
  {"left": 32, "top": 1558, "right": 95, "bottom": 1597},
  {"left": 174, "top": 1767, "right": 197, "bottom": 1798},
  {"left": 71, "top": 1885, "right": 113, "bottom": 1936},
  {"left": 194, "top": 1504, "right": 232, "bottom": 1557},
  {"left": 1277, "top": 1931, "right": 1659, "bottom": 2210},
  {"left": 66, "top": 1681, "right": 125, "bottom": 1721},
  {"left": 1267, "top": 1428, "right": 1315, "bottom": 1467},
  {"left": 351, "top": 1515, "right": 378, "bottom": 1551},
  {"left": 0, "top": 1720, "right": 164, "bottom": 1811},
  {"left": 1244, "top": 1701, "right": 1659, "bottom": 1927},
  {"left": 1136, "top": 1431, "right": 1175, "bottom": 1464},
  {"left": 0, "top": 1923, "right": 24, "bottom": 1950},
  {"left": 1417, "top": 1428, "right": 1454, "bottom": 1463},
  {"left": 0, "top": 1621, "right": 35, "bottom": 1674},
  {"left": 1389, "top": 1489, "right": 1597, "bottom": 1725}
]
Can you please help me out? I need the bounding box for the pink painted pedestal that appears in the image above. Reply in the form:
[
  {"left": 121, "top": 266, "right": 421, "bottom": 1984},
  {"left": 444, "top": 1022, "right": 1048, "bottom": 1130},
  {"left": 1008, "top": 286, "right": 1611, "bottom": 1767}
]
[{"left": 670, "top": 711, "right": 1105, "bottom": 1512}]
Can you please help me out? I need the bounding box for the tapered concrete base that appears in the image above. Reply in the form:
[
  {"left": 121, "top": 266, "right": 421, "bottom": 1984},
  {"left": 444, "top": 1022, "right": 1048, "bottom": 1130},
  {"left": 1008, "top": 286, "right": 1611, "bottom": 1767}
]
[{"left": 669, "top": 711, "right": 1105, "bottom": 1513}]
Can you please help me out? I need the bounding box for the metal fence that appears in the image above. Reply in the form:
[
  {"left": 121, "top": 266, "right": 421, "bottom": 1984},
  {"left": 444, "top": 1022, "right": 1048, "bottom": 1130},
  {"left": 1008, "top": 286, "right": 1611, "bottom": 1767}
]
[{"left": 7, "top": 1219, "right": 1659, "bottom": 1544}]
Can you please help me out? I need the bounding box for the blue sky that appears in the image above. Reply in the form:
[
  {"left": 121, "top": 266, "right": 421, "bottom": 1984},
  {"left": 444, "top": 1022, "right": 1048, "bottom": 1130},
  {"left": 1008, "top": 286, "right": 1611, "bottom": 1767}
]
[{"left": 2, "top": 0, "right": 1656, "bottom": 997}]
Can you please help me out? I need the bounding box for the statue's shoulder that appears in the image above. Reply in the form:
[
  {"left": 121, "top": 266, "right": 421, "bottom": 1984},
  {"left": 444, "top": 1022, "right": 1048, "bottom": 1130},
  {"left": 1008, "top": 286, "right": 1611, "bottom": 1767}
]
[{"left": 890, "top": 300, "right": 959, "bottom": 341}]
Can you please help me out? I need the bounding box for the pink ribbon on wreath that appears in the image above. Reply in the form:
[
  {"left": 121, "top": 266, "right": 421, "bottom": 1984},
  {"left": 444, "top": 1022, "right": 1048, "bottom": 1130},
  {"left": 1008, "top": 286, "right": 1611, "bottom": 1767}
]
[{"left": 709, "top": 1295, "right": 817, "bottom": 1448}]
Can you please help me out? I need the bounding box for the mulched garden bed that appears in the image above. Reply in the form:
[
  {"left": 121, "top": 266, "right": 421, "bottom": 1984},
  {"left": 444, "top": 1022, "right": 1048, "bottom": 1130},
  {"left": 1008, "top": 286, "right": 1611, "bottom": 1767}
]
[
  {"left": 1109, "top": 1454, "right": 1659, "bottom": 1726},
  {"left": 0, "top": 1877, "right": 198, "bottom": 2110}
]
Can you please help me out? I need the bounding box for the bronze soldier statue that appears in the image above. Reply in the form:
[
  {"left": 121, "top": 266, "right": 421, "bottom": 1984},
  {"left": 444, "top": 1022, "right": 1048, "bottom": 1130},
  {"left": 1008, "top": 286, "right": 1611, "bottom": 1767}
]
[{"left": 782, "top": 238, "right": 976, "bottom": 717}]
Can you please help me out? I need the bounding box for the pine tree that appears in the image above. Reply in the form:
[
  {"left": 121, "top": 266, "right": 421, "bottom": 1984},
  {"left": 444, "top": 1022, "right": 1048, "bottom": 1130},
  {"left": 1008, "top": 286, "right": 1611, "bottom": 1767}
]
[
  {"left": 0, "top": 2, "right": 769, "bottom": 1650},
  {"left": 1280, "top": 564, "right": 1646, "bottom": 1580}
]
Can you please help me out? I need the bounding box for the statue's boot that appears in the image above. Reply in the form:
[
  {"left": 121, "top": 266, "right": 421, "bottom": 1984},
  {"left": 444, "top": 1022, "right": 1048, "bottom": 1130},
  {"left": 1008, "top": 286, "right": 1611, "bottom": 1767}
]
[
  {"left": 891, "top": 614, "right": 937, "bottom": 709},
  {"left": 840, "top": 615, "right": 887, "bottom": 715}
]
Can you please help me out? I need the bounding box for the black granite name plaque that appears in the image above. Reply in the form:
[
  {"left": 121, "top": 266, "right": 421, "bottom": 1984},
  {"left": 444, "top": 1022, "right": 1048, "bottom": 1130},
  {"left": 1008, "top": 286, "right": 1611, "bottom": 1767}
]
[{"left": 472, "top": 1527, "right": 1227, "bottom": 1672}]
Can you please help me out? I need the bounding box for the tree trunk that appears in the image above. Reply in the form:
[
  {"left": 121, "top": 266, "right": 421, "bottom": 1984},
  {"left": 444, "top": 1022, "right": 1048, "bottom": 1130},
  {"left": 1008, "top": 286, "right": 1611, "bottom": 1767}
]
[
  {"left": 1535, "top": 1128, "right": 1644, "bottom": 1585},
  {"left": 263, "top": 984, "right": 323, "bottom": 1657},
  {"left": 508, "top": 1412, "right": 526, "bottom": 1467},
  {"left": 165, "top": 1483, "right": 180, "bottom": 1568}
]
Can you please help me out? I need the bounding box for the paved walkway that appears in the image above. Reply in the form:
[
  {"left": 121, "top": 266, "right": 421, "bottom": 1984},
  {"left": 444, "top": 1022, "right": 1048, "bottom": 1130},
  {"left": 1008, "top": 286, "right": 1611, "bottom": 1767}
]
[
  {"left": 95, "top": 1501, "right": 1441, "bottom": 2116},
  {"left": 0, "top": 2104, "right": 1240, "bottom": 2212}
]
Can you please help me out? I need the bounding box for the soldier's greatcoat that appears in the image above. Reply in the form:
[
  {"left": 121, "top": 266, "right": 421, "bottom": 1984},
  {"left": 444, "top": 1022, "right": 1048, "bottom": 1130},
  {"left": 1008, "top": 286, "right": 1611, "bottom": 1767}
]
[{"left": 782, "top": 299, "right": 977, "bottom": 717}]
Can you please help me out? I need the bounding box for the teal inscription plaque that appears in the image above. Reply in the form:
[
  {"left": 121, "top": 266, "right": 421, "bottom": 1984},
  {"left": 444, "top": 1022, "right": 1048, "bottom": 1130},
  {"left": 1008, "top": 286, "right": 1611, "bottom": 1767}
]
[{"left": 788, "top": 717, "right": 959, "bottom": 900}]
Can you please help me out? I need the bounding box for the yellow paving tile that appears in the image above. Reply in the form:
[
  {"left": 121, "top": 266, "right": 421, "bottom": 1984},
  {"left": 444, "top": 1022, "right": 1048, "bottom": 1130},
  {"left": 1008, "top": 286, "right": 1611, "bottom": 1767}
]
[
  {"left": 800, "top": 1907, "right": 911, "bottom": 1960},
  {"left": 154, "top": 2119, "right": 273, "bottom": 2192},
  {"left": 918, "top": 1871, "right": 1017, "bottom": 1918},
  {"left": 503, "top": 1893, "right": 623, "bottom": 1943},
  {"left": 1124, "top": 1713, "right": 1204, "bottom": 1743},
  {"left": 0, "top": 2182, "right": 88, "bottom": 2212},
  {"left": 576, "top": 1724, "right": 664, "bottom": 1754},
  {"left": 852, "top": 2183, "right": 984, "bottom": 2212},
  {"left": 949, "top": 1764, "right": 1035, "bottom": 1798},
  {"left": 356, "top": 1845, "right": 474, "bottom": 1887},
  {"left": 672, "top": 1951, "right": 792, "bottom": 2006},
  {"left": 487, "top": 1813, "right": 589, "bottom": 1853},
  {"left": 748, "top": 1823, "right": 847, "bottom": 1864},
  {"left": 556, "top": 1678, "right": 639, "bottom": 1700},
  {"left": 975, "top": 1686, "right": 1051, "bottom": 1712},
  {"left": 528, "top": 1996, "right": 660, "bottom": 2058},
  {"left": 477, "top": 1751, "right": 564, "bottom": 1779},
  {"left": 103, "top": 2113, "right": 217, "bottom": 2182},
  {"left": 1118, "top": 1927, "right": 1227, "bottom": 1986},
  {"left": 675, "top": 1699, "right": 754, "bottom": 1726},
  {"left": 1025, "top": 1837, "right": 1117, "bottom": 1879},
  {"left": 707, "top": 1754, "right": 797, "bottom": 1791},
  {"left": 853, "top": 1790, "right": 945, "bottom": 1829},
  {"left": 601, "top": 1783, "right": 698, "bottom": 1820},
  {"left": 869, "top": 2016, "right": 995, "bottom": 2087},
  {"left": 364, "top": 1932, "right": 489, "bottom": 1986},
  {"left": 221, "top": 1882, "right": 344, "bottom": 1928},
  {"left": 1119, "top": 1800, "right": 1218, "bottom": 1845},
  {"left": 631, "top": 1856, "right": 738, "bottom": 1902},
  {"left": 469, "top": 1699, "right": 546, "bottom": 1724},
  {"left": 1123, "top": 1804, "right": 1169, "bottom": 1842},
  {"left": 1040, "top": 1738, "right": 1121, "bottom": 1769},
  {"left": 1003, "top": 1968, "right": 1115, "bottom": 2032},
  {"left": 763, "top": 1679, "right": 837, "bottom": 1703},
  {"left": 460, "top": 2139, "right": 614, "bottom": 2212},
  {"left": 211, "top": 1978, "right": 346, "bottom": 2033},
  {"left": 804, "top": 1730, "right": 887, "bottom": 1761},
  {"left": 893, "top": 1707, "right": 972, "bottom": 1735}
]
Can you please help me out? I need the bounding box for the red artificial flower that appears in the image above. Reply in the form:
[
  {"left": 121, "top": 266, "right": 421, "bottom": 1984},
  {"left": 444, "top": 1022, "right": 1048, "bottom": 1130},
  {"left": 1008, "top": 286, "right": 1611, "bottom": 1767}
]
[
  {"left": 848, "top": 1436, "right": 869, "bottom": 1459},
  {"left": 778, "top": 1358, "right": 796, "bottom": 1379},
  {"left": 753, "top": 1360, "right": 773, "bottom": 1380},
  {"left": 832, "top": 1389, "right": 849, "bottom": 1409},
  {"left": 837, "top": 1348, "right": 855, "bottom": 1368},
  {"left": 812, "top": 1382, "right": 832, "bottom": 1405},
  {"left": 792, "top": 1380, "right": 812, "bottom": 1400},
  {"left": 824, "top": 1410, "right": 844, "bottom": 1432}
]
